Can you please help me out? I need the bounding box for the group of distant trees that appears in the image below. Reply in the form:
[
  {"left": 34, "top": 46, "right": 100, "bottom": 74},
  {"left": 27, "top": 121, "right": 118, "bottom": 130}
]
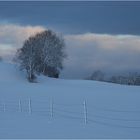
[
  {"left": 15, "top": 30, "right": 66, "bottom": 82},
  {"left": 87, "top": 70, "right": 105, "bottom": 81},
  {"left": 87, "top": 70, "right": 140, "bottom": 86},
  {"left": 109, "top": 73, "right": 140, "bottom": 85}
]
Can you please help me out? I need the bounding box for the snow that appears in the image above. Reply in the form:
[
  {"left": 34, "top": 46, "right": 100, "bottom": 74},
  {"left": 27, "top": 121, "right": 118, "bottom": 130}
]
[{"left": 0, "top": 61, "right": 140, "bottom": 138}]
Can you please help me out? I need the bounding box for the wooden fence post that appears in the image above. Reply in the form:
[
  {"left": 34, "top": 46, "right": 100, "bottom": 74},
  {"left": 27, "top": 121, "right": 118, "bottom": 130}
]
[
  {"left": 19, "top": 99, "right": 22, "bottom": 113},
  {"left": 50, "top": 99, "right": 53, "bottom": 119},
  {"left": 28, "top": 98, "right": 32, "bottom": 115},
  {"left": 3, "top": 100, "right": 6, "bottom": 113},
  {"left": 83, "top": 100, "right": 87, "bottom": 124}
]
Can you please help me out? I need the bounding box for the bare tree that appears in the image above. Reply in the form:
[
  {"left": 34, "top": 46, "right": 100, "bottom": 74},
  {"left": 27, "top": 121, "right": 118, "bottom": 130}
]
[
  {"left": 16, "top": 37, "right": 38, "bottom": 82},
  {"left": 88, "top": 70, "right": 104, "bottom": 81},
  {"left": 39, "top": 30, "right": 66, "bottom": 77},
  {"left": 16, "top": 30, "right": 66, "bottom": 82}
]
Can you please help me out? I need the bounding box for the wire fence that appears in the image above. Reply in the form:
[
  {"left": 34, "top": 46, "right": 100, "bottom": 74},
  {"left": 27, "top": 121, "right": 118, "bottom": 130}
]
[{"left": 0, "top": 98, "right": 140, "bottom": 129}]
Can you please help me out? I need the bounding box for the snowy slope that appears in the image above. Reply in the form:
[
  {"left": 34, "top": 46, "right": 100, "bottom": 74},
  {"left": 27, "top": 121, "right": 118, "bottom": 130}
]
[{"left": 0, "top": 62, "right": 140, "bottom": 138}]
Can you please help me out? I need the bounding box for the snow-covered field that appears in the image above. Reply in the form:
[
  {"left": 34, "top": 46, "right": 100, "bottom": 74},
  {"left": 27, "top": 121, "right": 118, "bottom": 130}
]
[{"left": 0, "top": 62, "right": 140, "bottom": 138}]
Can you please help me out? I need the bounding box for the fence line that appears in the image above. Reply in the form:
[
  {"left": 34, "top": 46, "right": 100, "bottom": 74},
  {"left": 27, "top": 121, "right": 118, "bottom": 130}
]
[{"left": 0, "top": 98, "right": 140, "bottom": 129}]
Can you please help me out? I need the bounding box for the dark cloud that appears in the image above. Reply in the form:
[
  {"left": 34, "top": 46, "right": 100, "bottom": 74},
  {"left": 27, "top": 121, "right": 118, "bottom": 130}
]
[{"left": 0, "top": 1, "right": 140, "bottom": 35}]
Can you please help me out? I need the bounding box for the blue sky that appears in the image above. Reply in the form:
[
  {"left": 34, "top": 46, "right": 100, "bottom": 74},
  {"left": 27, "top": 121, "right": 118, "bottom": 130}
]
[{"left": 1, "top": 1, "right": 140, "bottom": 79}]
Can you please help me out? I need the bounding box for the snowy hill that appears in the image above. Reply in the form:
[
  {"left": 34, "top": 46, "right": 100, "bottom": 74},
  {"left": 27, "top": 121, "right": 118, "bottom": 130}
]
[{"left": 0, "top": 62, "right": 140, "bottom": 138}]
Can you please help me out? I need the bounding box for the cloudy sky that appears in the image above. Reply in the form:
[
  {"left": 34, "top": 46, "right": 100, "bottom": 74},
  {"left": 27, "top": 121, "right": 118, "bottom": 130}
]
[{"left": 0, "top": 1, "right": 140, "bottom": 79}]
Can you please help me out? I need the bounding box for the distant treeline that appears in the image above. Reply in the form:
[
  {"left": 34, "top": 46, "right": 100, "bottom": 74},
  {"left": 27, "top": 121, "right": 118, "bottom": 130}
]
[{"left": 87, "top": 70, "right": 140, "bottom": 85}]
